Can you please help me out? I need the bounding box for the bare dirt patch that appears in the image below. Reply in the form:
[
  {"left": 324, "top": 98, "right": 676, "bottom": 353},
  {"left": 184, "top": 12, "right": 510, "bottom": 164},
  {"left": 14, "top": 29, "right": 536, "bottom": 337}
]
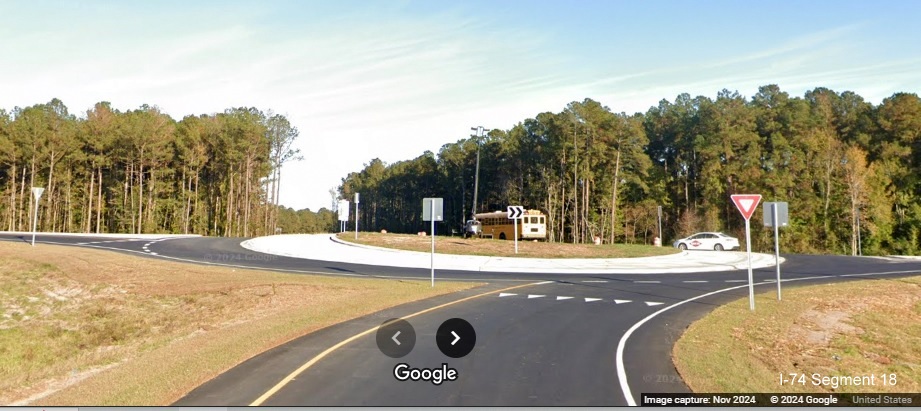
[
  {"left": 339, "top": 232, "right": 678, "bottom": 258},
  {"left": 673, "top": 276, "right": 921, "bottom": 393},
  {"left": 0, "top": 241, "right": 478, "bottom": 405}
]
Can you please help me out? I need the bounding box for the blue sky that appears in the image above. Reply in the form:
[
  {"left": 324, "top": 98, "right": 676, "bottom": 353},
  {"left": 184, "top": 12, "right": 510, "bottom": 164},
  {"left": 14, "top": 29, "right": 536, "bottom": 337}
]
[{"left": 2, "top": 0, "right": 919, "bottom": 211}]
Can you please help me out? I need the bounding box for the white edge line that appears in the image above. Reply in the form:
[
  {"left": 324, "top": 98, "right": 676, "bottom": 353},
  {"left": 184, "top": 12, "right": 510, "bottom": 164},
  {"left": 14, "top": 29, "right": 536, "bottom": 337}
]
[{"left": 616, "top": 269, "right": 921, "bottom": 406}]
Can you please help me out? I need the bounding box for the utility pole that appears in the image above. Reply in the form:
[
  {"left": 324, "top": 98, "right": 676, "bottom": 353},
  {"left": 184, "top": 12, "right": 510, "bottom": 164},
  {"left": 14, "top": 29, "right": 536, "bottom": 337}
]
[{"left": 470, "top": 126, "right": 487, "bottom": 220}]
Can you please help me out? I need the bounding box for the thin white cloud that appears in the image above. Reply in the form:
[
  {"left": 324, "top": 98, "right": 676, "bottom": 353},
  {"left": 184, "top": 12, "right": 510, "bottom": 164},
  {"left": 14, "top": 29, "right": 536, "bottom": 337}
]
[{"left": 1, "top": 5, "right": 918, "bottom": 212}]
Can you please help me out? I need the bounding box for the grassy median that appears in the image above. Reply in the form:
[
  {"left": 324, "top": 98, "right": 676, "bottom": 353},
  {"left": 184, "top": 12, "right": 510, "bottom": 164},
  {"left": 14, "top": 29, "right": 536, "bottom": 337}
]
[
  {"left": 338, "top": 232, "right": 678, "bottom": 258},
  {"left": 673, "top": 275, "right": 921, "bottom": 393},
  {"left": 0, "top": 241, "right": 479, "bottom": 405}
]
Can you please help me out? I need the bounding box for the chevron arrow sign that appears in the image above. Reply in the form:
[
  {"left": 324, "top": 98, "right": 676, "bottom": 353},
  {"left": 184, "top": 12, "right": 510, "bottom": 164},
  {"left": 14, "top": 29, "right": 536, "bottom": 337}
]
[{"left": 507, "top": 205, "right": 524, "bottom": 219}]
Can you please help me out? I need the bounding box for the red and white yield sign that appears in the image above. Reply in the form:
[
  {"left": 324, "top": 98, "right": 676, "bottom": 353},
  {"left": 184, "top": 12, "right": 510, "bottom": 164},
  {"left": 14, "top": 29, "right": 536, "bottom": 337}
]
[{"left": 731, "top": 194, "right": 762, "bottom": 221}]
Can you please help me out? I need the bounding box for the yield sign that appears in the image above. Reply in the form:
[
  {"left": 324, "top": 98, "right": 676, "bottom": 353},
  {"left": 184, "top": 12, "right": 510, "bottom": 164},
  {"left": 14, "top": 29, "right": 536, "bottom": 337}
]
[{"left": 731, "top": 194, "right": 762, "bottom": 221}]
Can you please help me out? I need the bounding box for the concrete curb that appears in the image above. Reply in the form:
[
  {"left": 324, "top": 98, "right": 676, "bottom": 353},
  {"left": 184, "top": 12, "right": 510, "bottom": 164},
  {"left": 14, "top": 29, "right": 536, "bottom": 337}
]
[{"left": 242, "top": 234, "right": 784, "bottom": 274}]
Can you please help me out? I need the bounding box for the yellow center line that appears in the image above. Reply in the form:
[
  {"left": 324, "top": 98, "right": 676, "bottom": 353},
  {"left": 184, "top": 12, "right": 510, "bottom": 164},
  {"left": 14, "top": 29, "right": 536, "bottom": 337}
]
[{"left": 249, "top": 281, "right": 542, "bottom": 406}]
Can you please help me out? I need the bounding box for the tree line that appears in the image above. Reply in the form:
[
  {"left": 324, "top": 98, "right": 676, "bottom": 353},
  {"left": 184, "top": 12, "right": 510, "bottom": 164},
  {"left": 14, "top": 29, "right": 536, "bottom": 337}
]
[
  {"left": 0, "top": 99, "right": 303, "bottom": 237},
  {"left": 339, "top": 85, "right": 921, "bottom": 256}
]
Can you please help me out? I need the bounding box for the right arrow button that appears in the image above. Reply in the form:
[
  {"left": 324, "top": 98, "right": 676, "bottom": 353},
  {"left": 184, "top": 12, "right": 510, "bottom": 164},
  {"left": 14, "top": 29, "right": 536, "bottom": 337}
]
[{"left": 436, "top": 318, "right": 476, "bottom": 358}]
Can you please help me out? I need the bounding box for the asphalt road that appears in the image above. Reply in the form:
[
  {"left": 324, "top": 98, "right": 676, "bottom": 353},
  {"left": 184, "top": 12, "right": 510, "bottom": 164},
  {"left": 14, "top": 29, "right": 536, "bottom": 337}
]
[{"left": 4, "top": 233, "right": 920, "bottom": 406}]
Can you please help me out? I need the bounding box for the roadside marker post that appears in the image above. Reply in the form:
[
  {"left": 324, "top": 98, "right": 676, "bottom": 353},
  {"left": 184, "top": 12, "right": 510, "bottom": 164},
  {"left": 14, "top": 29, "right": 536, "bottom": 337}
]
[
  {"left": 31, "top": 187, "right": 45, "bottom": 247},
  {"left": 731, "top": 194, "right": 762, "bottom": 311},
  {"left": 507, "top": 206, "right": 524, "bottom": 254},
  {"left": 354, "top": 193, "right": 360, "bottom": 240},
  {"left": 337, "top": 200, "right": 350, "bottom": 233},
  {"left": 764, "top": 201, "right": 789, "bottom": 301},
  {"left": 423, "top": 198, "right": 444, "bottom": 287}
]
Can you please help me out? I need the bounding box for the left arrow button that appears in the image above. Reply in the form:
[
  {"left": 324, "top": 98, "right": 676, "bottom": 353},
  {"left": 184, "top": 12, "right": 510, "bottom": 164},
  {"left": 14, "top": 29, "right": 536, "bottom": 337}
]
[{"left": 376, "top": 318, "right": 415, "bottom": 358}]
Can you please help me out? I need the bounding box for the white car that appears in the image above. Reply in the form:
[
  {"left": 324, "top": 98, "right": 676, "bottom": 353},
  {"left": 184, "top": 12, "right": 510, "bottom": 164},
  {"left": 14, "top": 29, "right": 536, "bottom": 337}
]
[{"left": 673, "top": 232, "right": 740, "bottom": 251}]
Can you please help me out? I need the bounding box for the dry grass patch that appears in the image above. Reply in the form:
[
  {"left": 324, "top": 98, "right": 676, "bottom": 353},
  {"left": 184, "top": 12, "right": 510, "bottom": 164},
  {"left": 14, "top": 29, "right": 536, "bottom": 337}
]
[
  {"left": 339, "top": 232, "right": 677, "bottom": 258},
  {"left": 0, "top": 241, "right": 478, "bottom": 405},
  {"left": 673, "top": 276, "right": 921, "bottom": 393}
]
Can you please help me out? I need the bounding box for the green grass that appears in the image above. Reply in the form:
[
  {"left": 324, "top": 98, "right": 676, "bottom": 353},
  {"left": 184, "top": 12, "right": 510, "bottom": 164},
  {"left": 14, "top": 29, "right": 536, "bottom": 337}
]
[
  {"left": 338, "top": 232, "right": 678, "bottom": 258},
  {"left": 673, "top": 276, "right": 921, "bottom": 394},
  {"left": 0, "top": 242, "right": 480, "bottom": 405}
]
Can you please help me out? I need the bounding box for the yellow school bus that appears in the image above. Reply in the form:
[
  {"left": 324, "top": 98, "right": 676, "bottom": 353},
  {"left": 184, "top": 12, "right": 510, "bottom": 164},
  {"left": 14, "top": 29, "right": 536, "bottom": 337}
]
[{"left": 473, "top": 209, "right": 547, "bottom": 240}]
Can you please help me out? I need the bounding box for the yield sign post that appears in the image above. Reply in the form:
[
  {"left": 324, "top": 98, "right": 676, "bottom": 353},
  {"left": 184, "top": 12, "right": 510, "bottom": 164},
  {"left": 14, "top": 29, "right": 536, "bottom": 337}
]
[
  {"left": 731, "top": 194, "right": 762, "bottom": 311},
  {"left": 31, "top": 187, "right": 45, "bottom": 247}
]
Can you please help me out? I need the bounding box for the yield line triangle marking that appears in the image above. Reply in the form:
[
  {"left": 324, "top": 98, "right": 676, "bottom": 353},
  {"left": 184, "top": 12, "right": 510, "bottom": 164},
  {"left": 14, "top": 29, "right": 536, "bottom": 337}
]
[
  {"left": 584, "top": 298, "right": 602, "bottom": 302},
  {"left": 645, "top": 301, "right": 664, "bottom": 306},
  {"left": 614, "top": 299, "right": 632, "bottom": 304},
  {"left": 498, "top": 293, "right": 517, "bottom": 297},
  {"left": 528, "top": 294, "right": 545, "bottom": 299},
  {"left": 556, "top": 296, "right": 574, "bottom": 300}
]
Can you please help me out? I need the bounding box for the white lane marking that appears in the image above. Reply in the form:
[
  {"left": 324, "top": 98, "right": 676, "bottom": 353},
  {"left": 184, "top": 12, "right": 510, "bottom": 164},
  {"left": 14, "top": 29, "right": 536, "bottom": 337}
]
[
  {"left": 616, "top": 269, "right": 921, "bottom": 406},
  {"left": 682, "top": 280, "right": 708, "bottom": 283},
  {"left": 498, "top": 293, "right": 517, "bottom": 297},
  {"left": 614, "top": 299, "right": 632, "bottom": 304},
  {"left": 556, "top": 296, "right": 574, "bottom": 300},
  {"left": 535, "top": 281, "right": 554, "bottom": 285},
  {"left": 645, "top": 302, "right": 664, "bottom": 306},
  {"left": 634, "top": 280, "right": 661, "bottom": 284},
  {"left": 725, "top": 280, "right": 747, "bottom": 283},
  {"left": 583, "top": 280, "right": 608, "bottom": 283},
  {"left": 585, "top": 297, "right": 602, "bottom": 303},
  {"left": 528, "top": 294, "right": 546, "bottom": 299}
]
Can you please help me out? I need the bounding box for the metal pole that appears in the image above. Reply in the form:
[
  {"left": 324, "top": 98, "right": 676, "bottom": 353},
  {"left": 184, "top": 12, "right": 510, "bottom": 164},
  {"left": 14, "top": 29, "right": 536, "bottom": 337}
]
[
  {"left": 31, "top": 201, "right": 39, "bottom": 247},
  {"left": 514, "top": 216, "right": 519, "bottom": 254},
  {"left": 471, "top": 127, "right": 482, "bottom": 220},
  {"left": 857, "top": 208, "right": 862, "bottom": 256},
  {"left": 431, "top": 200, "right": 435, "bottom": 288},
  {"left": 354, "top": 199, "right": 359, "bottom": 240},
  {"left": 657, "top": 205, "right": 663, "bottom": 245},
  {"left": 746, "top": 218, "right": 754, "bottom": 311},
  {"left": 773, "top": 202, "right": 781, "bottom": 301}
]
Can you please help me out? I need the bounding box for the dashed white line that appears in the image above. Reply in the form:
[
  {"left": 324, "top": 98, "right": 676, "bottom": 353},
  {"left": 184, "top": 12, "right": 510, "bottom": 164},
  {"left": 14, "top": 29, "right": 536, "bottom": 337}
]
[
  {"left": 582, "top": 280, "right": 608, "bottom": 283},
  {"left": 682, "top": 280, "right": 708, "bottom": 283},
  {"left": 634, "top": 280, "right": 661, "bottom": 284},
  {"left": 725, "top": 280, "right": 747, "bottom": 283}
]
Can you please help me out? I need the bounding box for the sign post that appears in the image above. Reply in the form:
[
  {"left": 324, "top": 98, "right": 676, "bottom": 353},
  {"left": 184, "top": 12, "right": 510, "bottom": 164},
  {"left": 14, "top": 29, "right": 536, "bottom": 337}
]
[
  {"left": 338, "top": 200, "right": 350, "bottom": 233},
  {"left": 657, "top": 205, "right": 663, "bottom": 247},
  {"left": 423, "top": 198, "right": 444, "bottom": 287},
  {"left": 354, "top": 193, "right": 360, "bottom": 240},
  {"left": 731, "top": 194, "right": 762, "bottom": 311},
  {"left": 507, "top": 206, "right": 524, "bottom": 254},
  {"left": 764, "top": 201, "right": 788, "bottom": 300},
  {"left": 31, "top": 187, "right": 45, "bottom": 247}
]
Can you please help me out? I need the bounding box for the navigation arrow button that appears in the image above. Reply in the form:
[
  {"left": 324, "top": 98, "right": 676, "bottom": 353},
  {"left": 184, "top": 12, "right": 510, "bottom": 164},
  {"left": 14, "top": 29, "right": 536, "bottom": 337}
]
[
  {"left": 376, "top": 318, "right": 415, "bottom": 358},
  {"left": 436, "top": 318, "right": 476, "bottom": 358}
]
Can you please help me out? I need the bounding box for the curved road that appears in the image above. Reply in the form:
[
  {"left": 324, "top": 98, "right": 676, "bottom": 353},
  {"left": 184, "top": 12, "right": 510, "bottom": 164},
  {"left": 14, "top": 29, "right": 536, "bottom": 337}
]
[{"left": 3, "top": 233, "right": 920, "bottom": 406}]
